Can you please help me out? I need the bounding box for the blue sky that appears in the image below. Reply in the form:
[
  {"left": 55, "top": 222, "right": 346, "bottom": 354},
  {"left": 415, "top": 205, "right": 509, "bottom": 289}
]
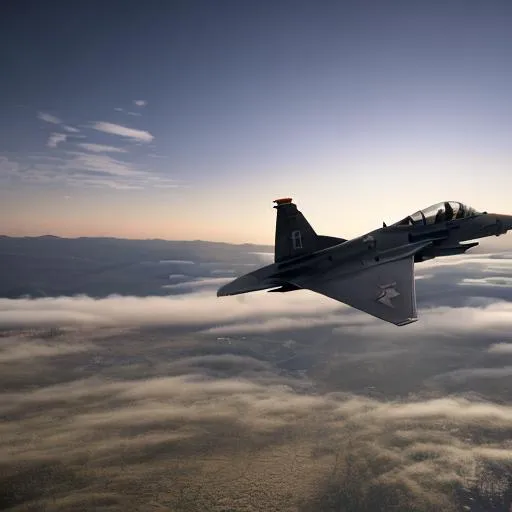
[{"left": 1, "top": 0, "right": 512, "bottom": 243}]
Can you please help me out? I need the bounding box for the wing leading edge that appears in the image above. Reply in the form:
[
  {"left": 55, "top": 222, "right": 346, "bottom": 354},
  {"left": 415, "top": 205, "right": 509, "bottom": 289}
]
[{"left": 296, "top": 256, "right": 417, "bottom": 326}]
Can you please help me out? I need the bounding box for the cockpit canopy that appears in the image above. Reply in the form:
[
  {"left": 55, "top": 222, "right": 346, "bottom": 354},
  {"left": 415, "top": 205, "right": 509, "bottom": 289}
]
[{"left": 394, "top": 201, "right": 480, "bottom": 227}]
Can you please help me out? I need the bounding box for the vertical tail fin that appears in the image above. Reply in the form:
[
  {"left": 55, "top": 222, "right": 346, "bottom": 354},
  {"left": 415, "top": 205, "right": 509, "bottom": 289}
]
[
  {"left": 273, "top": 198, "right": 346, "bottom": 263},
  {"left": 273, "top": 198, "right": 317, "bottom": 262}
]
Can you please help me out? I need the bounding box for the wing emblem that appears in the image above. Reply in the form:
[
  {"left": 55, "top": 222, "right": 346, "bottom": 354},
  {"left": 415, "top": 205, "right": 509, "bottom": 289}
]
[{"left": 376, "top": 282, "right": 400, "bottom": 308}]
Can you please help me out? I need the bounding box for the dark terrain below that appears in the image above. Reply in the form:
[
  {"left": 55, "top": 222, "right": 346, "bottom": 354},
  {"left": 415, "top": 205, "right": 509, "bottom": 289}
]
[{"left": 0, "top": 235, "right": 272, "bottom": 298}]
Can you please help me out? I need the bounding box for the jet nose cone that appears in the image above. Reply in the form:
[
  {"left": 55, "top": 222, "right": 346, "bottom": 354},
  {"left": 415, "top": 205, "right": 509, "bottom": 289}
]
[{"left": 492, "top": 214, "right": 512, "bottom": 236}]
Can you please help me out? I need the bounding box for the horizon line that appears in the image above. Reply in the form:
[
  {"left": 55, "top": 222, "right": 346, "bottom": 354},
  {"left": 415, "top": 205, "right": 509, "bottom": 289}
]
[{"left": 0, "top": 233, "right": 274, "bottom": 248}]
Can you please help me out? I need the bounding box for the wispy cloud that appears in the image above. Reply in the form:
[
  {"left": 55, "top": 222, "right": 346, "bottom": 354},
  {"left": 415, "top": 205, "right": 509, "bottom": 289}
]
[
  {"left": 77, "top": 143, "right": 127, "bottom": 154},
  {"left": 47, "top": 133, "right": 67, "bottom": 148},
  {"left": 91, "top": 122, "right": 154, "bottom": 142},
  {"left": 76, "top": 179, "right": 143, "bottom": 190},
  {"left": 162, "top": 277, "right": 233, "bottom": 292},
  {"left": 5, "top": 107, "right": 177, "bottom": 190},
  {"left": 37, "top": 111, "right": 62, "bottom": 124},
  {"left": 114, "top": 107, "right": 141, "bottom": 117},
  {"left": 64, "top": 151, "right": 177, "bottom": 189},
  {"left": 0, "top": 336, "right": 93, "bottom": 362},
  {"left": 5, "top": 288, "right": 512, "bottom": 334},
  {"left": 38, "top": 112, "right": 80, "bottom": 134},
  {"left": 62, "top": 125, "right": 80, "bottom": 133},
  {"left": 0, "top": 291, "right": 341, "bottom": 329},
  {"left": 3, "top": 150, "right": 179, "bottom": 190},
  {"left": 63, "top": 151, "right": 147, "bottom": 178},
  {"left": 488, "top": 342, "right": 512, "bottom": 354},
  {"left": 133, "top": 100, "right": 148, "bottom": 107}
]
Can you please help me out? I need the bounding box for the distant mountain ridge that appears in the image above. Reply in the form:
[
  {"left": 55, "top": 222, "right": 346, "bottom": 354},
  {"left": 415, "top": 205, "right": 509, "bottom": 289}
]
[
  {"left": 0, "top": 234, "right": 272, "bottom": 249},
  {"left": 0, "top": 235, "right": 273, "bottom": 299}
]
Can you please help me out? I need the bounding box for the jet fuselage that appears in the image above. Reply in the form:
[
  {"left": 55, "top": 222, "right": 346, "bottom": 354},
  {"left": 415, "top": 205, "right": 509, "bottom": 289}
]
[{"left": 217, "top": 199, "right": 512, "bottom": 325}]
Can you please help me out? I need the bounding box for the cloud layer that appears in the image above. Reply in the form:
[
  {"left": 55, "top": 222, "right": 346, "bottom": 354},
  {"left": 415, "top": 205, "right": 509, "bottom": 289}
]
[
  {"left": 2, "top": 252, "right": 512, "bottom": 510},
  {"left": 91, "top": 121, "right": 154, "bottom": 142}
]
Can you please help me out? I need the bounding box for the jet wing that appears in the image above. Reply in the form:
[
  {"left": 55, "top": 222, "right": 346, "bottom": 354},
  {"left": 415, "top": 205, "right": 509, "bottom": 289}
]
[{"left": 296, "top": 256, "right": 418, "bottom": 326}]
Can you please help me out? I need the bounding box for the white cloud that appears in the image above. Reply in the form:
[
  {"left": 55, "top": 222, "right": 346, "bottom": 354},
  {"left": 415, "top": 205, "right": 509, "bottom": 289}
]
[
  {"left": 204, "top": 313, "right": 356, "bottom": 335},
  {"left": 114, "top": 107, "right": 142, "bottom": 117},
  {"left": 62, "top": 125, "right": 80, "bottom": 133},
  {"left": 37, "top": 112, "right": 79, "bottom": 134},
  {"left": 162, "top": 277, "right": 233, "bottom": 291},
  {"left": 37, "top": 111, "right": 62, "bottom": 124},
  {"left": 79, "top": 179, "right": 143, "bottom": 190},
  {"left": 5, "top": 289, "right": 512, "bottom": 335},
  {"left": 0, "top": 291, "right": 343, "bottom": 329},
  {"left": 433, "top": 366, "right": 512, "bottom": 382},
  {"left": 488, "top": 343, "right": 512, "bottom": 354},
  {"left": 91, "top": 122, "right": 154, "bottom": 142},
  {"left": 47, "top": 133, "right": 67, "bottom": 148},
  {"left": 4, "top": 150, "right": 180, "bottom": 191},
  {"left": 134, "top": 100, "right": 148, "bottom": 107},
  {"left": 0, "top": 339, "right": 93, "bottom": 362},
  {"left": 159, "top": 260, "right": 195, "bottom": 264},
  {"left": 149, "top": 182, "right": 181, "bottom": 189},
  {"left": 77, "top": 143, "right": 127, "bottom": 154},
  {"left": 249, "top": 252, "right": 274, "bottom": 264},
  {"left": 332, "top": 301, "right": 512, "bottom": 338},
  {"left": 63, "top": 151, "right": 144, "bottom": 178},
  {"left": 461, "top": 277, "right": 512, "bottom": 287}
]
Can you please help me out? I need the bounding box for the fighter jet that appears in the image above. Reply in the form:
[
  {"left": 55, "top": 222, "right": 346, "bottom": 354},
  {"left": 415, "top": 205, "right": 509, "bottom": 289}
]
[{"left": 217, "top": 198, "right": 512, "bottom": 326}]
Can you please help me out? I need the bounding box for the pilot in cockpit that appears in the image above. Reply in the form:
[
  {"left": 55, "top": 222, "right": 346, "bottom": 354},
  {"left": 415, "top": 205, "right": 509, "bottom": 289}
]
[
  {"left": 444, "top": 202, "right": 454, "bottom": 221},
  {"left": 434, "top": 202, "right": 454, "bottom": 223}
]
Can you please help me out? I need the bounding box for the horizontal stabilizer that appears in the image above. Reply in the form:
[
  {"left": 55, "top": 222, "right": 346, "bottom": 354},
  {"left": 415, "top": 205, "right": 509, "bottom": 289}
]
[
  {"left": 217, "top": 265, "right": 279, "bottom": 297},
  {"left": 217, "top": 276, "right": 275, "bottom": 296}
]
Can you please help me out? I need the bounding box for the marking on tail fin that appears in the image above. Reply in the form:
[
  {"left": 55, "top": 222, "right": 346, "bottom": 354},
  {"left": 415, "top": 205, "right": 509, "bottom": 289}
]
[{"left": 291, "top": 230, "right": 303, "bottom": 250}]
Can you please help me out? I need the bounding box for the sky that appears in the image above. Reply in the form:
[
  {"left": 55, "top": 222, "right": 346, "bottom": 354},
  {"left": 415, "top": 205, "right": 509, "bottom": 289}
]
[{"left": 1, "top": 0, "right": 512, "bottom": 243}]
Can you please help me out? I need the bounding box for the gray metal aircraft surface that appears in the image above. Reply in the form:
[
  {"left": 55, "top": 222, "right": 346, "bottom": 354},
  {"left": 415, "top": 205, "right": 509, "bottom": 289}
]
[{"left": 217, "top": 198, "right": 512, "bottom": 326}]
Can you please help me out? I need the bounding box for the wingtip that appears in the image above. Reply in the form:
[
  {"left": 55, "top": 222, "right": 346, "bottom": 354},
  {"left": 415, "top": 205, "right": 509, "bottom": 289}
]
[{"left": 395, "top": 317, "right": 418, "bottom": 326}]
